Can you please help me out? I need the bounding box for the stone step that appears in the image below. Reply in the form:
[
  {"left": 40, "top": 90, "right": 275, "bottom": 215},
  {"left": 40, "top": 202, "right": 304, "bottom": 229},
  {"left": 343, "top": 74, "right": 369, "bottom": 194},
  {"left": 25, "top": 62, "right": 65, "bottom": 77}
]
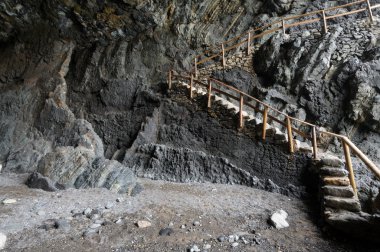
[
  {"left": 323, "top": 176, "right": 350, "bottom": 186},
  {"left": 319, "top": 153, "right": 344, "bottom": 167},
  {"left": 323, "top": 185, "right": 355, "bottom": 198},
  {"left": 324, "top": 196, "right": 361, "bottom": 212},
  {"left": 320, "top": 167, "right": 349, "bottom": 177},
  {"left": 294, "top": 140, "right": 313, "bottom": 153}
]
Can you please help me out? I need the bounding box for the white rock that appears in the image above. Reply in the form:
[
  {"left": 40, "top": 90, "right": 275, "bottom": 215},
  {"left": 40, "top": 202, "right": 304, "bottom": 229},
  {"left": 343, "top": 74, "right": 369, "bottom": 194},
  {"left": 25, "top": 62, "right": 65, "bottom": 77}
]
[
  {"left": 136, "top": 220, "right": 151, "bottom": 228},
  {"left": 37, "top": 210, "right": 46, "bottom": 216},
  {"left": 231, "top": 242, "right": 239, "bottom": 247},
  {"left": 0, "top": 164, "right": 2, "bottom": 173},
  {"left": 189, "top": 245, "right": 200, "bottom": 252},
  {"left": 203, "top": 244, "right": 211, "bottom": 250},
  {"left": 0, "top": 233, "right": 6, "bottom": 250},
  {"left": 2, "top": 199, "right": 17, "bottom": 204},
  {"left": 269, "top": 209, "right": 289, "bottom": 229},
  {"left": 90, "top": 223, "right": 101, "bottom": 229}
]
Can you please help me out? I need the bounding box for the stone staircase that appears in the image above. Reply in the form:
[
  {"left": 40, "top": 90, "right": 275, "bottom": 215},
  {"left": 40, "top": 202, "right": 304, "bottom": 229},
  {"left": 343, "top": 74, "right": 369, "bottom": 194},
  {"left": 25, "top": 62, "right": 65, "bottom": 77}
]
[{"left": 169, "top": 77, "right": 380, "bottom": 240}]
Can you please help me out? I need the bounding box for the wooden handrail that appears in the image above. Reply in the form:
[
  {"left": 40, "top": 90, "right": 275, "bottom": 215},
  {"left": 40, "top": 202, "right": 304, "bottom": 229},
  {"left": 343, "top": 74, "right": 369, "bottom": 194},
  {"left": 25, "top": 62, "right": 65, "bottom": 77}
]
[
  {"left": 168, "top": 72, "right": 380, "bottom": 192},
  {"left": 194, "top": 0, "right": 378, "bottom": 70}
]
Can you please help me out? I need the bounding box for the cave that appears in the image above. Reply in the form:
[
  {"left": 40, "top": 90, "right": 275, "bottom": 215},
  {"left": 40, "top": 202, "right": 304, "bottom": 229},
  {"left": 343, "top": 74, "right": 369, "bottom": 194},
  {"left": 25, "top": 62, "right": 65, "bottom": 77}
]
[{"left": 0, "top": 0, "right": 380, "bottom": 251}]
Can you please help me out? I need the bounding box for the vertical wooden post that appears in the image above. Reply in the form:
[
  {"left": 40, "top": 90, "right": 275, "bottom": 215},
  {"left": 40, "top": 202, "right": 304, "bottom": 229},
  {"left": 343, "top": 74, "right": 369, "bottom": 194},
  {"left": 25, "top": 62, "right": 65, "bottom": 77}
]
[
  {"left": 194, "top": 58, "right": 198, "bottom": 78},
  {"left": 189, "top": 74, "right": 194, "bottom": 99},
  {"left": 322, "top": 10, "right": 328, "bottom": 34},
  {"left": 207, "top": 79, "right": 212, "bottom": 108},
  {"left": 312, "top": 126, "right": 318, "bottom": 160},
  {"left": 168, "top": 70, "right": 172, "bottom": 90},
  {"left": 221, "top": 44, "right": 226, "bottom": 69},
  {"left": 247, "top": 32, "right": 251, "bottom": 55},
  {"left": 282, "top": 19, "right": 286, "bottom": 36},
  {"left": 342, "top": 139, "right": 357, "bottom": 195},
  {"left": 239, "top": 94, "right": 244, "bottom": 129},
  {"left": 286, "top": 116, "right": 294, "bottom": 154},
  {"left": 262, "top": 106, "right": 269, "bottom": 140},
  {"left": 366, "top": 0, "right": 374, "bottom": 23}
]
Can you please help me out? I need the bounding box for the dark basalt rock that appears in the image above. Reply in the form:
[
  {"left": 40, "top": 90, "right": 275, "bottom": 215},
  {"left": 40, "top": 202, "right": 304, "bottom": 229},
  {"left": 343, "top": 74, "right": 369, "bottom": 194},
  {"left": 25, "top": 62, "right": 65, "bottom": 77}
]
[{"left": 26, "top": 172, "right": 65, "bottom": 192}]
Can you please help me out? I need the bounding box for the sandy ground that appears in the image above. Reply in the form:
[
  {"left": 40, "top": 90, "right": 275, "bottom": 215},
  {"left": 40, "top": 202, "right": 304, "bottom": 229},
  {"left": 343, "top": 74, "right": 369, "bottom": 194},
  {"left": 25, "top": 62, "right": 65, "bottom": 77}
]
[{"left": 0, "top": 172, "right": 379, "bottom": 252}]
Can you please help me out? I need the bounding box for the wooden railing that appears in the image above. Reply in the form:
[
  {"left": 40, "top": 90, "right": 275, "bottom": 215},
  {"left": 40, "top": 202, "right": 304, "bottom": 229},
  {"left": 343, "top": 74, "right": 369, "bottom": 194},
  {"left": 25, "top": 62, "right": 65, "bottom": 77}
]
[
  {"left": 168, "top": 71, "right": 380, "bottom": 195},
  {"left": 193, "top": 0, "right": 380, "bottom": 75}
]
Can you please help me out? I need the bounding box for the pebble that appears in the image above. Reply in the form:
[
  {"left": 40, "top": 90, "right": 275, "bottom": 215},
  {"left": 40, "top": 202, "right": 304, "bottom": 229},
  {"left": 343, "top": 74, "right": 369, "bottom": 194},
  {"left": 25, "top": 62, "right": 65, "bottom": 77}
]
[
  {"left": 90, "top": 223, "right": 102, "bottom": 229},
  {"left": 2, "top": 199, "right": 17, "bottom": 204},
  {"left": 116, "top": 198, "right": 123, "bottom": 203},
  {"left": 136, "top": 220, "right": 151, "bottom": 228},
  {"left": 37, "top": 210, "right": 46, "bottom": 216},
  {"left": 115, "top": 219, "right": 123, "bottom": 225},
  {"left": 217, "top": 235, "right": 226, "bottom": 242},
  {"left": 83, "top": 229, "right": 97, "bottom": 238},
  {"left": 0, "top": 233, "right": 6, "bottom": 250},
  {"left": 159, "top": 228, "right": 173, "bottom": 236},
  {"left": 193, "top": 221, "right": 201, "bottom": 226},
  {"left": 55, "top": 219, "right": 71, "bottom": 232},
  {"left": 189, "top": 245, "right": 200, "bottom": 252},
  {"left": 203, "top": 244, "right": 211, "bottom": 250},
  {"left": 90, "top": 214, "right": 100, "bottom": 220},
  {"left": 105, "top": 202, "right": 114, "bottom": 209},
  {"left": 41, "top": 219, "right": 57, "bottom": 231},
  {"left": 231, "top": 242, "right": 239, "bottom": 248},
  {"left": 83, "top": 208, "right": 92, "bottom": 216},
  {"left": 181, "top": 224, "right": 186, "bottom": 229}
]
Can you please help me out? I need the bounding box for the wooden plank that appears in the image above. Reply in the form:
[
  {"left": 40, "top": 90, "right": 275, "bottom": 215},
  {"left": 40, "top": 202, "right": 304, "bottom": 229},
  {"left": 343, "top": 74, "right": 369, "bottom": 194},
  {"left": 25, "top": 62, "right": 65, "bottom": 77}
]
[
  {"left": 222, "top": 44, "right": 226, "bottom": 68},
  {"left": 286, "top": 116, "right": 294, "bottom": 153},
  {"left": 312, "top": 126, "right": 318, "bottom": 160},
  {"left": 197, "top": 53, "right": 220, "bottom": 65},
  {"left": 371, "top": 3, "right": 380, "bottom": 9},
  {"left": 285, "top": 17, "right": 321, "bottom": 29},
  {"left": 343, "top": 136, "right": 380, "bottom": 179},
  {"left": 262, "top": 106, "right": 268, "bottom": 140},
  {"left": 342, "top": 139, "right": 358, "bottom": 195},
  {"left": 322, "top": 10, "right": 328, "bottom": 33},
  {"left": 283, "top": 10, "right": 322, "bottom": 21},
  {"left": 190, "top": 74, "right": 194, "bottom": 99},
  {"left": 247, "top": 32, "right": 251, "bottom": 55},
  {"left": 325, "top": 8, "right": 367, "bottom": 20},
  {"left": 211, "top": 87, "right": 240, "bottom": 101},
  {"left": 207, "top": 79, "right": 212, "bottom": 108},
  {"left": 366, "top": 0, "right": 374, "bottom": 23},
  {"left": 168, "top": 70, "right": 172, "bottom": 90},
  {"left": 194, "top": 58, "right": 198, "bottom": 78},
  {"left": 239, "top": 94, "right": 244, "bottom": 129},
  {"left": 225, "top": 38, "right": 249, "bottom": 52},
  {"left": 325, "top": 0, "right": 366, "bottom": 12}
]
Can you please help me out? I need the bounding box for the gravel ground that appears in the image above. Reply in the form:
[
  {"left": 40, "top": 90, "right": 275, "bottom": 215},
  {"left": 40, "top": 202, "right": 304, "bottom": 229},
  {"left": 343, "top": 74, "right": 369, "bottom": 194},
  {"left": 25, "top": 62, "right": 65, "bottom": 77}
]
[{"left": 0, "top": 172, "right": 379, "bottom": 252}]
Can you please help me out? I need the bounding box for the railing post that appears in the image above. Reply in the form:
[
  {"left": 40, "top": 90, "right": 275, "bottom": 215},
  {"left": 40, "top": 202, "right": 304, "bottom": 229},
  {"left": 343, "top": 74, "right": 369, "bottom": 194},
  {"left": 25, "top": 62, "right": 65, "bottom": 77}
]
[
  {"left": 322, "top": 10, "right": 328, "bottom": 34},
  {"left": 366, "top": 0, "right": 374, "bottom": 23},
  {"left": 286, "top": 116, "right": 294, "bottom": 154},
  {"left": 282, "top": 19, "right": 286, "bottom": 36},
  {"left": 239, "top": 94, "right": 244, "bottom": 129},
  {"left": 168, "top": 70, "right": 172, "bottom": 90},
  {"left": 221, "top": 44, "right": 226, "bottom": 69},
  {"left": 194, "top": 58, "right": 198, "bottom": 78},
  {"left": 247, "top": 32, "right": 251, "bottom": 55},
  {"left": 312, "top": 126, "right": 318, "bottom": 160},
  {"left": 207, "top": 79, "right": 212, "bottom": 108},
  {"left": 262, "top": 106, "right": 269, "bottom": 141},
  {"left": 190, "top": 74, "right": 194, "bottom": 99},
  {"left": 342, "top": 138, "right": 358, "bottom": 196}
]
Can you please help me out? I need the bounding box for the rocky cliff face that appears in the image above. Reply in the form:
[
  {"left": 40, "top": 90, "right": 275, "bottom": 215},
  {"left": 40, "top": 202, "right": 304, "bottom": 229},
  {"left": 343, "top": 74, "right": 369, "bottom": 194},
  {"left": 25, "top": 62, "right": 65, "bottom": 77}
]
[{"left": 0, "top": 0, "right": 379, "bottom": 203}]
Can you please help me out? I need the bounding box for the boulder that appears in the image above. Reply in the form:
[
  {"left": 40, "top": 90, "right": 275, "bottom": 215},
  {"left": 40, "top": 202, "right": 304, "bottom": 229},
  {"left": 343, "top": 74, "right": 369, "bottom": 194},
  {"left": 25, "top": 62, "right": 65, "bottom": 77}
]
[
  {"left": 26, "top": 172, "right": 65, "bottom": 192},
  {"left": 269, "top": 209, "right": 289, "bottom": 229}
]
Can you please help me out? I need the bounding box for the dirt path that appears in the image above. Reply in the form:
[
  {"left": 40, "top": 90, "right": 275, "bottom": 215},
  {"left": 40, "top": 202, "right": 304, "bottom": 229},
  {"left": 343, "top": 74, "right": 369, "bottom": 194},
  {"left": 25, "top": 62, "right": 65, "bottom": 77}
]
[{"left": 0, "top": 173, "right": 377, "bottom": 251}]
